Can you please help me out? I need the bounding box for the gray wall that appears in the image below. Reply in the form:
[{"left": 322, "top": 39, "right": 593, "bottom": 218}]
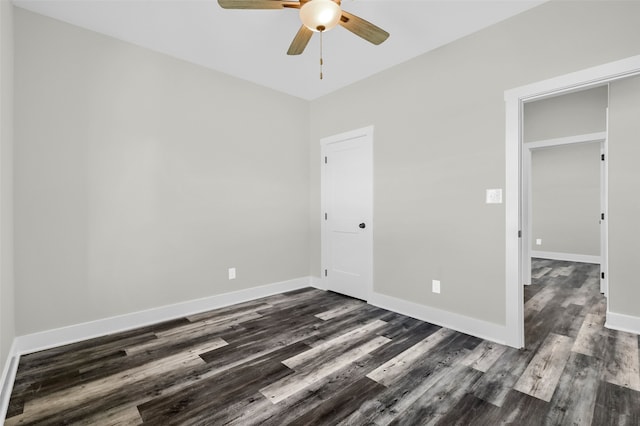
[
  {"left": 608, "top": 75, "right": 640, "bottom": 318},
  {"left": 524, "top": 87, "right": 607, "bottom": 257},
  {"left": 9, "top": 1, "right": 640, "bottom": 340},
  {"left": 309, "top": 1, "right": 640, "bottom": 326},
  {"left": 0, "top": 0, "right": 15, "bottom": 367},
  {"left": 523, "top": 86, "right": 608, "bottom": 143},
  {"left": 531, "top": 142, "right": 601, "bottom": 256},
  {"left": 14, "top": 9, "right": 310, "bottom": 335}
]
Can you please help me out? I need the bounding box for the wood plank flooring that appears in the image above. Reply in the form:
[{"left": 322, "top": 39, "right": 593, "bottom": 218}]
[{"left": 5, "top": 259, "right": 640, "bottom": 425}]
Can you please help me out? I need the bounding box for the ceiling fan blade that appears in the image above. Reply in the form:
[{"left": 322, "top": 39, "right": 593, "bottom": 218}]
[
  {"left": 287, "top": 25, "right": 313, "bottom": 55},
  {"left": 218, "top": 0, "right": 299, "bottom": 10},
  {"left": 339, "top": 10, "right": 389, "bottom": 45}
]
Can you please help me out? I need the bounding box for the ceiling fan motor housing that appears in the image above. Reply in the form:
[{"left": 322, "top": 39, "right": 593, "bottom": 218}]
[{"left": 299, "top": 0, "right": 342, "bottom": 32}]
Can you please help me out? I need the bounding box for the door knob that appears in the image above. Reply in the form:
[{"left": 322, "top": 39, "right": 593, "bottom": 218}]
[{"left": 359, "top": 223, "right": 366, "bottom": 229}]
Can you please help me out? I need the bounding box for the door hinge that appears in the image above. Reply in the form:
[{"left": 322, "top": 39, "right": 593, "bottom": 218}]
[
  {"left": 324, "top": 212, "right": 327, "bottom": 220},
  {"left": 601, "top": 154, "right": 605, "bottom": 161},
  {"left": 324, "top": 269, "right": 327, "bottom": 277},
  {"left": 601, "top": 272, "right": 605, "bottom": 279},
  {"left": 601, "top": 213, "right": 605, "bottom": 220},
  {"left": 518, "top": 230, "right": 522, "bottom": 238},
  {"left": 324, "top": 156, "right": 328, "bottom": 164}
]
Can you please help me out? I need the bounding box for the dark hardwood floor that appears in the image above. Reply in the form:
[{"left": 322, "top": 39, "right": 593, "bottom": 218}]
[{"left": 5, "top": 259, "right": 640, "bottom": 425}]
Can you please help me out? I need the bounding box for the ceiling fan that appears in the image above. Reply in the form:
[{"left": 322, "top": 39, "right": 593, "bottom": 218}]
[{"left": 217, "top": 0, "right": 390, "bottom": 55}]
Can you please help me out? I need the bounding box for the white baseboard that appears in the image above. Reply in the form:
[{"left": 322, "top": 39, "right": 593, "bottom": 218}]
[
  {"left": 531, "top": 251, "right": 601, "bottom": 265},
  {"left": 605, "top": 311, "right": 640, "bottom": 335},
  {"left": 12, "top": 276, "right": 311, "bottom": 356},
  {"left": 368, "top": 291, "right": 508, "bottom": 345},
  {"left": 1, "top": 278, "right": 513, "bottom": 421},
  {"left": 1, "top": 276, "right": 313, "bottom": 422},
  {"left": 310, "top": 276, "right": 324, "bottom": 290}
]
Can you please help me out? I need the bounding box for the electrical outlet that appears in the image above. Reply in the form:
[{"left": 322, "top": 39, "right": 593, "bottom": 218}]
[
  {"left": 432, "top": 279, "right": 441, "bottom": 294},
  {"left": 536, "top": 238, "right": 542, "bottom": 246},
  {"left": 228, "top": 267, "right": 236, "bottom": 280}
]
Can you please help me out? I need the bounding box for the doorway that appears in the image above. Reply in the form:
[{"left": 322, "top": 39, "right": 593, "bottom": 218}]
[
  {"left": 504, "top": 54, "right": 640, "bottom": 349},
  {"left": 521, "top": 86, "right": 609, "bottom": 348},
  {"left": 522, "top": 138, "right": 606, "bottom": 286},
  {"left": 320, "top": 126, "right": 373, "bottom": 301}
]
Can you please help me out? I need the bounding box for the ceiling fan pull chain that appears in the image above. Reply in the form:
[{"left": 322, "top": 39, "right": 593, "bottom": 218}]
[{"left": 319, "top": 30, "right": 324, "bottom": 80}]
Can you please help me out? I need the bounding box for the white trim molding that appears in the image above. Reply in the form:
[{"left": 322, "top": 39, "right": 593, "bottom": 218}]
[
  {"left": 310, "top": 276, "right": 325, "bottom": 290},
  {"left": 12, "top": 276, "right": 311, "bottom": 356},
  {"left": 368, "top": 291, "right": 507, "bottom": 345},
  {"left": 504, "top": 54, "right": 640, "bottom": 349},
  {"left": 605, "top": 311, "right": 640, "bottom": 336},
  {"left": 531, "top": 251, "right": 601, "bottom": 265},
  {"left": 524, "top": 132, "right": 606, "bottom": 150},
  {"left": 0, "top": 341, "right": 19, "bottom": 422}
]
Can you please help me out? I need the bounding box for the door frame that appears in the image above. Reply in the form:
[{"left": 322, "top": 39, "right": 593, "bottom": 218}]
[
  {"left": 600, "top": 110, "right": 609, "bottom": 296},
  {"left": 320, "top": 125, "right": 374, "bottom": 301},
  {"left": 504, "top": 54, "right": 640, "bottom": 349},
  {"left": 522, "top": 133, "right": 607, "bottom": 287}
]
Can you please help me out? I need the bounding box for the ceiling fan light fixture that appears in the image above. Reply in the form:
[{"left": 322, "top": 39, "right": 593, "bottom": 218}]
[{"left": 300, "top": 0, "right": 341, "bottom": 32}]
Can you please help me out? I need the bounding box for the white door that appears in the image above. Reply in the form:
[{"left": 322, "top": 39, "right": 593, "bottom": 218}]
[{"left": 321, "top": 126, "right": 373, "bottom": 300}]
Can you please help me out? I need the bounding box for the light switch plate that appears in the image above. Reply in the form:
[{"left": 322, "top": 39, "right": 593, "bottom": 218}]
[
  {"left": 536, "top": 238, "right": 542, "bottom": 245},
  {"left": 486, "top": 189, "right": 503, "bottom": 204},
  {"left": 432, "top": 279, "right": 441, "bottom": 294},
  {"left": 228, "top": 267, "right": 236, "bottom": 280}
]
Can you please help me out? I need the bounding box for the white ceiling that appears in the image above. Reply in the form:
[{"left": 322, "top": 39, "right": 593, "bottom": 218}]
[{"left": 13, "top": 0, "right": 545, "bottom": 100}]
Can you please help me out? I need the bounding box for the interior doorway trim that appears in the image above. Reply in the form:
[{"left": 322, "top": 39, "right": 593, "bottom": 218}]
[
  {"left": 522, "top": 132, "right": 606, "bottom": 287},
  {"left": 320, "top": 125, "right": 374, "bottom": 301},
  {"left": 504, "top": 54, "right": 640, "bottom": 349}
]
